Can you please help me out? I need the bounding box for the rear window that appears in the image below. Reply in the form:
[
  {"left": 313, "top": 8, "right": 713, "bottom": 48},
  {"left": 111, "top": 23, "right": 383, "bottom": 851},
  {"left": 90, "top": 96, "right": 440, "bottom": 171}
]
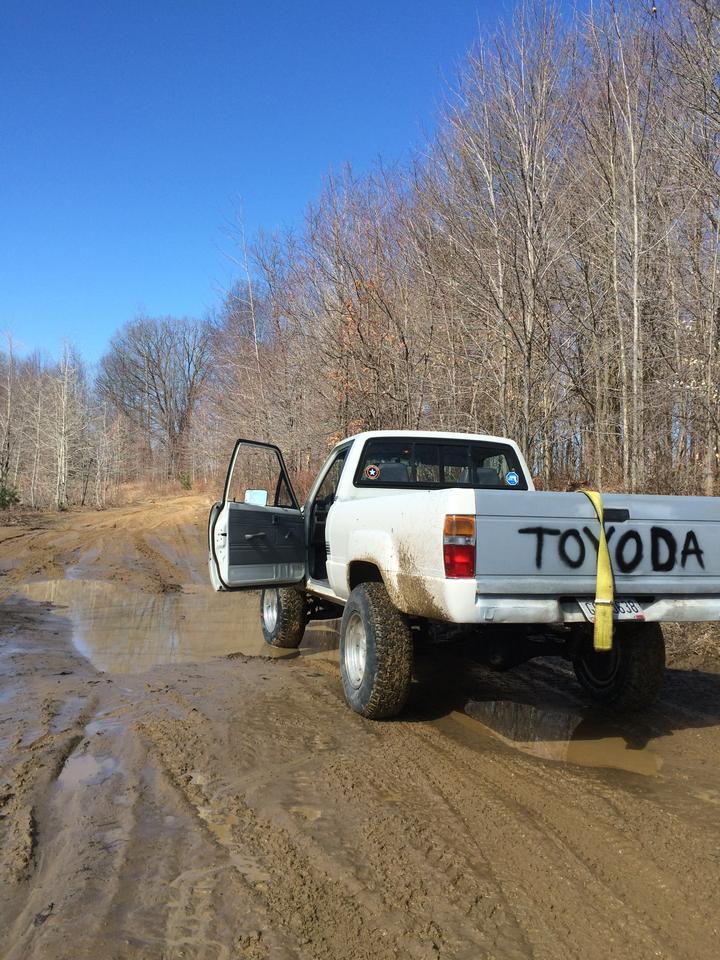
[{"left": 355, "top": 438, "right": 527, "bottom": 490}]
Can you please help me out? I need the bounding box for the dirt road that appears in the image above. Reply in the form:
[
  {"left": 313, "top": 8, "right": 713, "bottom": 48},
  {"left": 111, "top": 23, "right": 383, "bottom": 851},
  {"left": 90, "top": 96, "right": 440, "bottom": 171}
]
[{"left": 1, "top": 496, "right": 719, "bottom": 959}]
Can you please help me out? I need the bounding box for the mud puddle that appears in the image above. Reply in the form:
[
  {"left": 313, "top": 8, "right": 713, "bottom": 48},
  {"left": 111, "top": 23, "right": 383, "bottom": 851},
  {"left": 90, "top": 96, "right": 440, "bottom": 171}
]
[
  {"left": 443, "top": 699, "right": 664, "bottom": 776},
  {"left": 16, "top": 579, "right": 337, "bottom": 674},
  {"left": 59, "top": 751, "right": 120, "bottom": 789}
]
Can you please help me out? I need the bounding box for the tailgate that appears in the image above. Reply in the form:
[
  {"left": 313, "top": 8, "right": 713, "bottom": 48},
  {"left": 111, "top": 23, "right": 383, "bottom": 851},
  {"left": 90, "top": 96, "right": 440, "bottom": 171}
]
[{"left": 474, "top": 490, "right": 720, "bottom": 596}]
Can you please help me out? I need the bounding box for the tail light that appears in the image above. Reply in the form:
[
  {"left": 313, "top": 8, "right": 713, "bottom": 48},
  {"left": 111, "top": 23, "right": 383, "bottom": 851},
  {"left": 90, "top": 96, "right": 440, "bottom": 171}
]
[{"left": 443, "top": 515, "right": 476, "bottom": 578}]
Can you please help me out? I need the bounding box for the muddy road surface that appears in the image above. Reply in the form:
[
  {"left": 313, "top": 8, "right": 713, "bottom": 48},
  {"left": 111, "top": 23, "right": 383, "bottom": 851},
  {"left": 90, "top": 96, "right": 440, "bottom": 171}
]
[{"left": 1, "top": 496, "right": 720, "bottom": 960}]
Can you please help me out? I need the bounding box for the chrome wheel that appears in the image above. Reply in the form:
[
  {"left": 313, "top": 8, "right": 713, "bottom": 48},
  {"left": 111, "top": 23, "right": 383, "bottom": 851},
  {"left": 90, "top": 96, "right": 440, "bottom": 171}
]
[
  {"left": 262, "top": 589, "right": 279, "bottom": 634},
  {"left": 344, "top": 611, "right": 367, "bottom": 689}
]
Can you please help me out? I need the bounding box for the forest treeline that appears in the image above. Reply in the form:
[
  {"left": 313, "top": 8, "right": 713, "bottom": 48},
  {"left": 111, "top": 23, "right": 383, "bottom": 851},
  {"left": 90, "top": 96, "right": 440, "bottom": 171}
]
[{"left": 2, "top": 0, "right": 718, "bottom": 508}]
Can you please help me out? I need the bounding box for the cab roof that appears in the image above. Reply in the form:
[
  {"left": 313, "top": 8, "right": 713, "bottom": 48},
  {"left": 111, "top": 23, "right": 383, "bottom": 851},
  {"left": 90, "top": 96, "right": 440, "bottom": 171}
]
[{"left": 340, "top": 429, "right": 519, "bottom": 447}]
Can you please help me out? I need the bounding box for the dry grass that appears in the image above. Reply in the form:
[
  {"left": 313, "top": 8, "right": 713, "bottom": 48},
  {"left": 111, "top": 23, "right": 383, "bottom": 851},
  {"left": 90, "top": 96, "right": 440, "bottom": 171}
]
[{"left": 664, "top": 622, "right": 720, "bottom": 671}]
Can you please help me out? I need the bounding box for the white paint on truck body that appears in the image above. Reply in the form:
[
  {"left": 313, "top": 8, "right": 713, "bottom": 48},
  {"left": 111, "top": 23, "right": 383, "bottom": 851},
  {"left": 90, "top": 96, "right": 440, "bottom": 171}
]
[{"left": 327, "top": 486, "right": 477, "bottom": 617}]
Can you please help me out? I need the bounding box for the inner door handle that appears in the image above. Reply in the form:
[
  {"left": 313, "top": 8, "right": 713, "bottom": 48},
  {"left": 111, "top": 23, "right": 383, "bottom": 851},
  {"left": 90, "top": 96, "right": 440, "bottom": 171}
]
[{"left": 244, "top": 532, "right": 266, "bottom": 541}]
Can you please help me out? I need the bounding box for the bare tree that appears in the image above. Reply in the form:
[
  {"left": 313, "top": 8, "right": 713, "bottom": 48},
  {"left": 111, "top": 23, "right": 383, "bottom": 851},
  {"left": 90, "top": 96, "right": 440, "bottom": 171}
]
[
  {"left": 1, "top": 0, "right": 717, "bottom": 508},
  {"left": 97, "top": 316, "right": 213, "bottom": 479}
]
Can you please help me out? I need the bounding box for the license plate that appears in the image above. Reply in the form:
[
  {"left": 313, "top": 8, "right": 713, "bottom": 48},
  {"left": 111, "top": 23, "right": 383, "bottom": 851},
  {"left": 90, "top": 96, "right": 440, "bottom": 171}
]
[{"left": 578, "top": 599, "right": 645, "bottom": 622}]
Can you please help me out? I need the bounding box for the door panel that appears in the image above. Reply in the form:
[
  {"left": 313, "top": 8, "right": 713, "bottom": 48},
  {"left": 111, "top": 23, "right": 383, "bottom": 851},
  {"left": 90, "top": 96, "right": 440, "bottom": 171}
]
[
  {"left": 225, "top": 503, "right": 304, "bottom": 587},
  {"left": 208, "top": 438, "right": 306, "bottom": 591}
]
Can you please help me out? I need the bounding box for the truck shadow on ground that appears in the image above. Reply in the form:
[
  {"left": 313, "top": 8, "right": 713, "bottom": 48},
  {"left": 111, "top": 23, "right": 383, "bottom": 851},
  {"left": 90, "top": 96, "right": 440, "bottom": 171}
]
[{"left": 404, "top": 641, "right": 720, "bottom": 769}]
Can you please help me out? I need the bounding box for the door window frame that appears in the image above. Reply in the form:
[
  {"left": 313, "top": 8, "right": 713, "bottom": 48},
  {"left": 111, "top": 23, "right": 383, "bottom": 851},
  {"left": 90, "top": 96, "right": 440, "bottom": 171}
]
[
  {"left": 304, "top": 442, "right": 353, "bottom": 513},
  {"left": 304, "top": 442, "right": 352, "bottom": 582},
  {"left": 222, "top": 438, "right": 300, "bottom": 511}
]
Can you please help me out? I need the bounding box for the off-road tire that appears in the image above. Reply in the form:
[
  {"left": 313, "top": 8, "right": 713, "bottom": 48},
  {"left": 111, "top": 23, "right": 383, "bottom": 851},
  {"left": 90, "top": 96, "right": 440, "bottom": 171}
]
[
  {"left": 339, "top": 582, "right": 413, "bottom": 720},
  {"left": 573, "top": 621, "right": 665, "bottom": 713},
  {"left": 260, "top": 587, "right": 307, "bottom": 648}
]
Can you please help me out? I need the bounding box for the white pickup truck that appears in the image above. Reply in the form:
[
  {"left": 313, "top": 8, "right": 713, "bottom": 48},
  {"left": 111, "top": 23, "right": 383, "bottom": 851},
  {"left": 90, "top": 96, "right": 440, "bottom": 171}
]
[{"left": 208, "top": 431, "right": 720, "bottom": 719}]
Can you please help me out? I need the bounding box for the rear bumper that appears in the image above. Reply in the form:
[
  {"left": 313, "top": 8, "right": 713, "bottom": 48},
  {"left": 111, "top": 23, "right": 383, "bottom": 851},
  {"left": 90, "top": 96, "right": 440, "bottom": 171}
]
[
  {"left": 382, "top": 569, "right": 720, "bottom": 626},
  {"left": 472, "top": 594, "right": 720, "bottom": 625}
]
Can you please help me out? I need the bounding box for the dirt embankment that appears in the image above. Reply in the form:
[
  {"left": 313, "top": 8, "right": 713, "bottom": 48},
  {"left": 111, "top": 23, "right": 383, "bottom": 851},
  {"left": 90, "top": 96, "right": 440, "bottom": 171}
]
[{"left": 2, "top": 496, "right": 720, "bottom": 960}]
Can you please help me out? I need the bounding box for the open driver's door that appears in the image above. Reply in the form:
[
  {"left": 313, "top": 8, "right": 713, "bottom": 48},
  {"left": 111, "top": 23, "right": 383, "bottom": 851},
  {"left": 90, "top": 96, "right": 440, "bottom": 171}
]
[{"left": 208, "top": 440, "right": 305, "bottom": 591}]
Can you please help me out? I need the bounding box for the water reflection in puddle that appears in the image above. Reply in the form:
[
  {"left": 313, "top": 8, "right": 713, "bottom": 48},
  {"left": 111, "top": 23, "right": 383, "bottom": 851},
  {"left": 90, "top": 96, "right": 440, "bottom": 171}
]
[
  {"left": 50, "top": 694, "right": 88, "bottom": 734},
  {"left": 59, "top": 752, "right": 119, "bottom": 788},
  {"left": 453, "top": 700, "right": 663, "bottom": 776},
  {"left": 87, "top": 715, "right": 126, "bottom": 737},
  {"left": 18, "top": 579, "right": 337, "bottom": 675}
]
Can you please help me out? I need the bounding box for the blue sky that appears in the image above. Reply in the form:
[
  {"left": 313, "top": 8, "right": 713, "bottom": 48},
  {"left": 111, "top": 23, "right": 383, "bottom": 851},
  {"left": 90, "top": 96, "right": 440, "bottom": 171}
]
[{"left": 1, "top": 0, "right": 507, "bottom": 364}]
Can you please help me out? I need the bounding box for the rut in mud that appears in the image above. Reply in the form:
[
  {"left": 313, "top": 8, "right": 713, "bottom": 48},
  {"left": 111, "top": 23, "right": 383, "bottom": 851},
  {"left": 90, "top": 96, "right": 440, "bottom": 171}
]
[{"left": 1, "top": 494, "right": 720, "bottom": 959}]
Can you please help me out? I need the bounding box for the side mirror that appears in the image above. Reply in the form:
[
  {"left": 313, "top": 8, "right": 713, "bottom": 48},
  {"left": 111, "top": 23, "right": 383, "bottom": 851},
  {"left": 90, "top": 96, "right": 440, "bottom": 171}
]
[{"left": 244, "top": 489, "right": 269, "bottom": 506}]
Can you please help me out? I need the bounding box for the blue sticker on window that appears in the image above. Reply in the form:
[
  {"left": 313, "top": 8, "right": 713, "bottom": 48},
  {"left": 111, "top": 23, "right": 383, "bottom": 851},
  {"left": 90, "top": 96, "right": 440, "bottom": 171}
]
[{"left": 505, "top": 470, "right": 519, "bottom": 486}]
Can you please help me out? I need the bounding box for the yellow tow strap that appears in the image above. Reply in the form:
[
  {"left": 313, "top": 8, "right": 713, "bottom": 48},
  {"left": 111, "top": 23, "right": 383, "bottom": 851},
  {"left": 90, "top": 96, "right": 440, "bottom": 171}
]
[{"left": 580, "top": 490, "right": 614, "bottom": 652}]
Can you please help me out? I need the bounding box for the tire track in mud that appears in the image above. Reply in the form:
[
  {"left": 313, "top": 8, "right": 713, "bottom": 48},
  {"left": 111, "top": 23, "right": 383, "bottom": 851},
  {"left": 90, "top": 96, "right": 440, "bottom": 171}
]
[
  {"left": 248, "top": 675, "right": 531, "bottom": 957},
  {"left": 0, "top": 685, "right": 97, "bottom": 885},
  {"left": 132, "top": 534, "right": 185, "bottom": 594},
  {"left": 256, "top": 672, "right": 584, "bottom": 956},
  {"left": 325, "top": 763, "right": 530, "bottom": 960},
  {"left": 162, "top": 864, "right": 256, "bottom": 960},
  {"left": 153, "top": 662, "right": 720, "bottom": 960},
  {"left": 401, "top": 719, "right": 720, "bottom": 960},
  {"left": 136, "top": 702, "right": 419, "bottom": 960},
  {"left": 324, "top": 713, "right": 661, "bottom": 959},
  {"left": 0, "top": 496, "right": 210, "bottom": 598},
  {"left": 4, "top": 703, "right": 230, "bottom": 960},
  {"left": 282, "top": 676, "right": 637, "bottom": 960},
  {"left": 135, "top": 676, "right": 528, "bottom": 959},
  {"left": 407, "top": 729, "right": 660, "bottom": 957}
]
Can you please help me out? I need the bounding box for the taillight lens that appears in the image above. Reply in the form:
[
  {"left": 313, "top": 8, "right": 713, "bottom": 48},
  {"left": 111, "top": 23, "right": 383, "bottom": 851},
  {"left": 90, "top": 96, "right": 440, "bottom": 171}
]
[
  {"left": 443, "top": 515, "right": 476, "bottom": 578},
  {"left": 443, "top": 544, "right": 475, "bottom": 578}
]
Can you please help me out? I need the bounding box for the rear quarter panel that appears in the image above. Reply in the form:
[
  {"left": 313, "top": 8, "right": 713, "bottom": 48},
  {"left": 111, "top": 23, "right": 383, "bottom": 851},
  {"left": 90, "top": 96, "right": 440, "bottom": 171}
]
[{"left": 326, "top": 487, "right": 477, "bottom": 618}]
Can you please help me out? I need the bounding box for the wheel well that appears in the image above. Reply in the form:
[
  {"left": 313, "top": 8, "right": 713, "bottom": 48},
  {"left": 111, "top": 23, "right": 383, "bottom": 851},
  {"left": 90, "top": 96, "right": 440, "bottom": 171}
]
[{"left": 348, "top": 561, "right": 384, "bottom": 591}]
